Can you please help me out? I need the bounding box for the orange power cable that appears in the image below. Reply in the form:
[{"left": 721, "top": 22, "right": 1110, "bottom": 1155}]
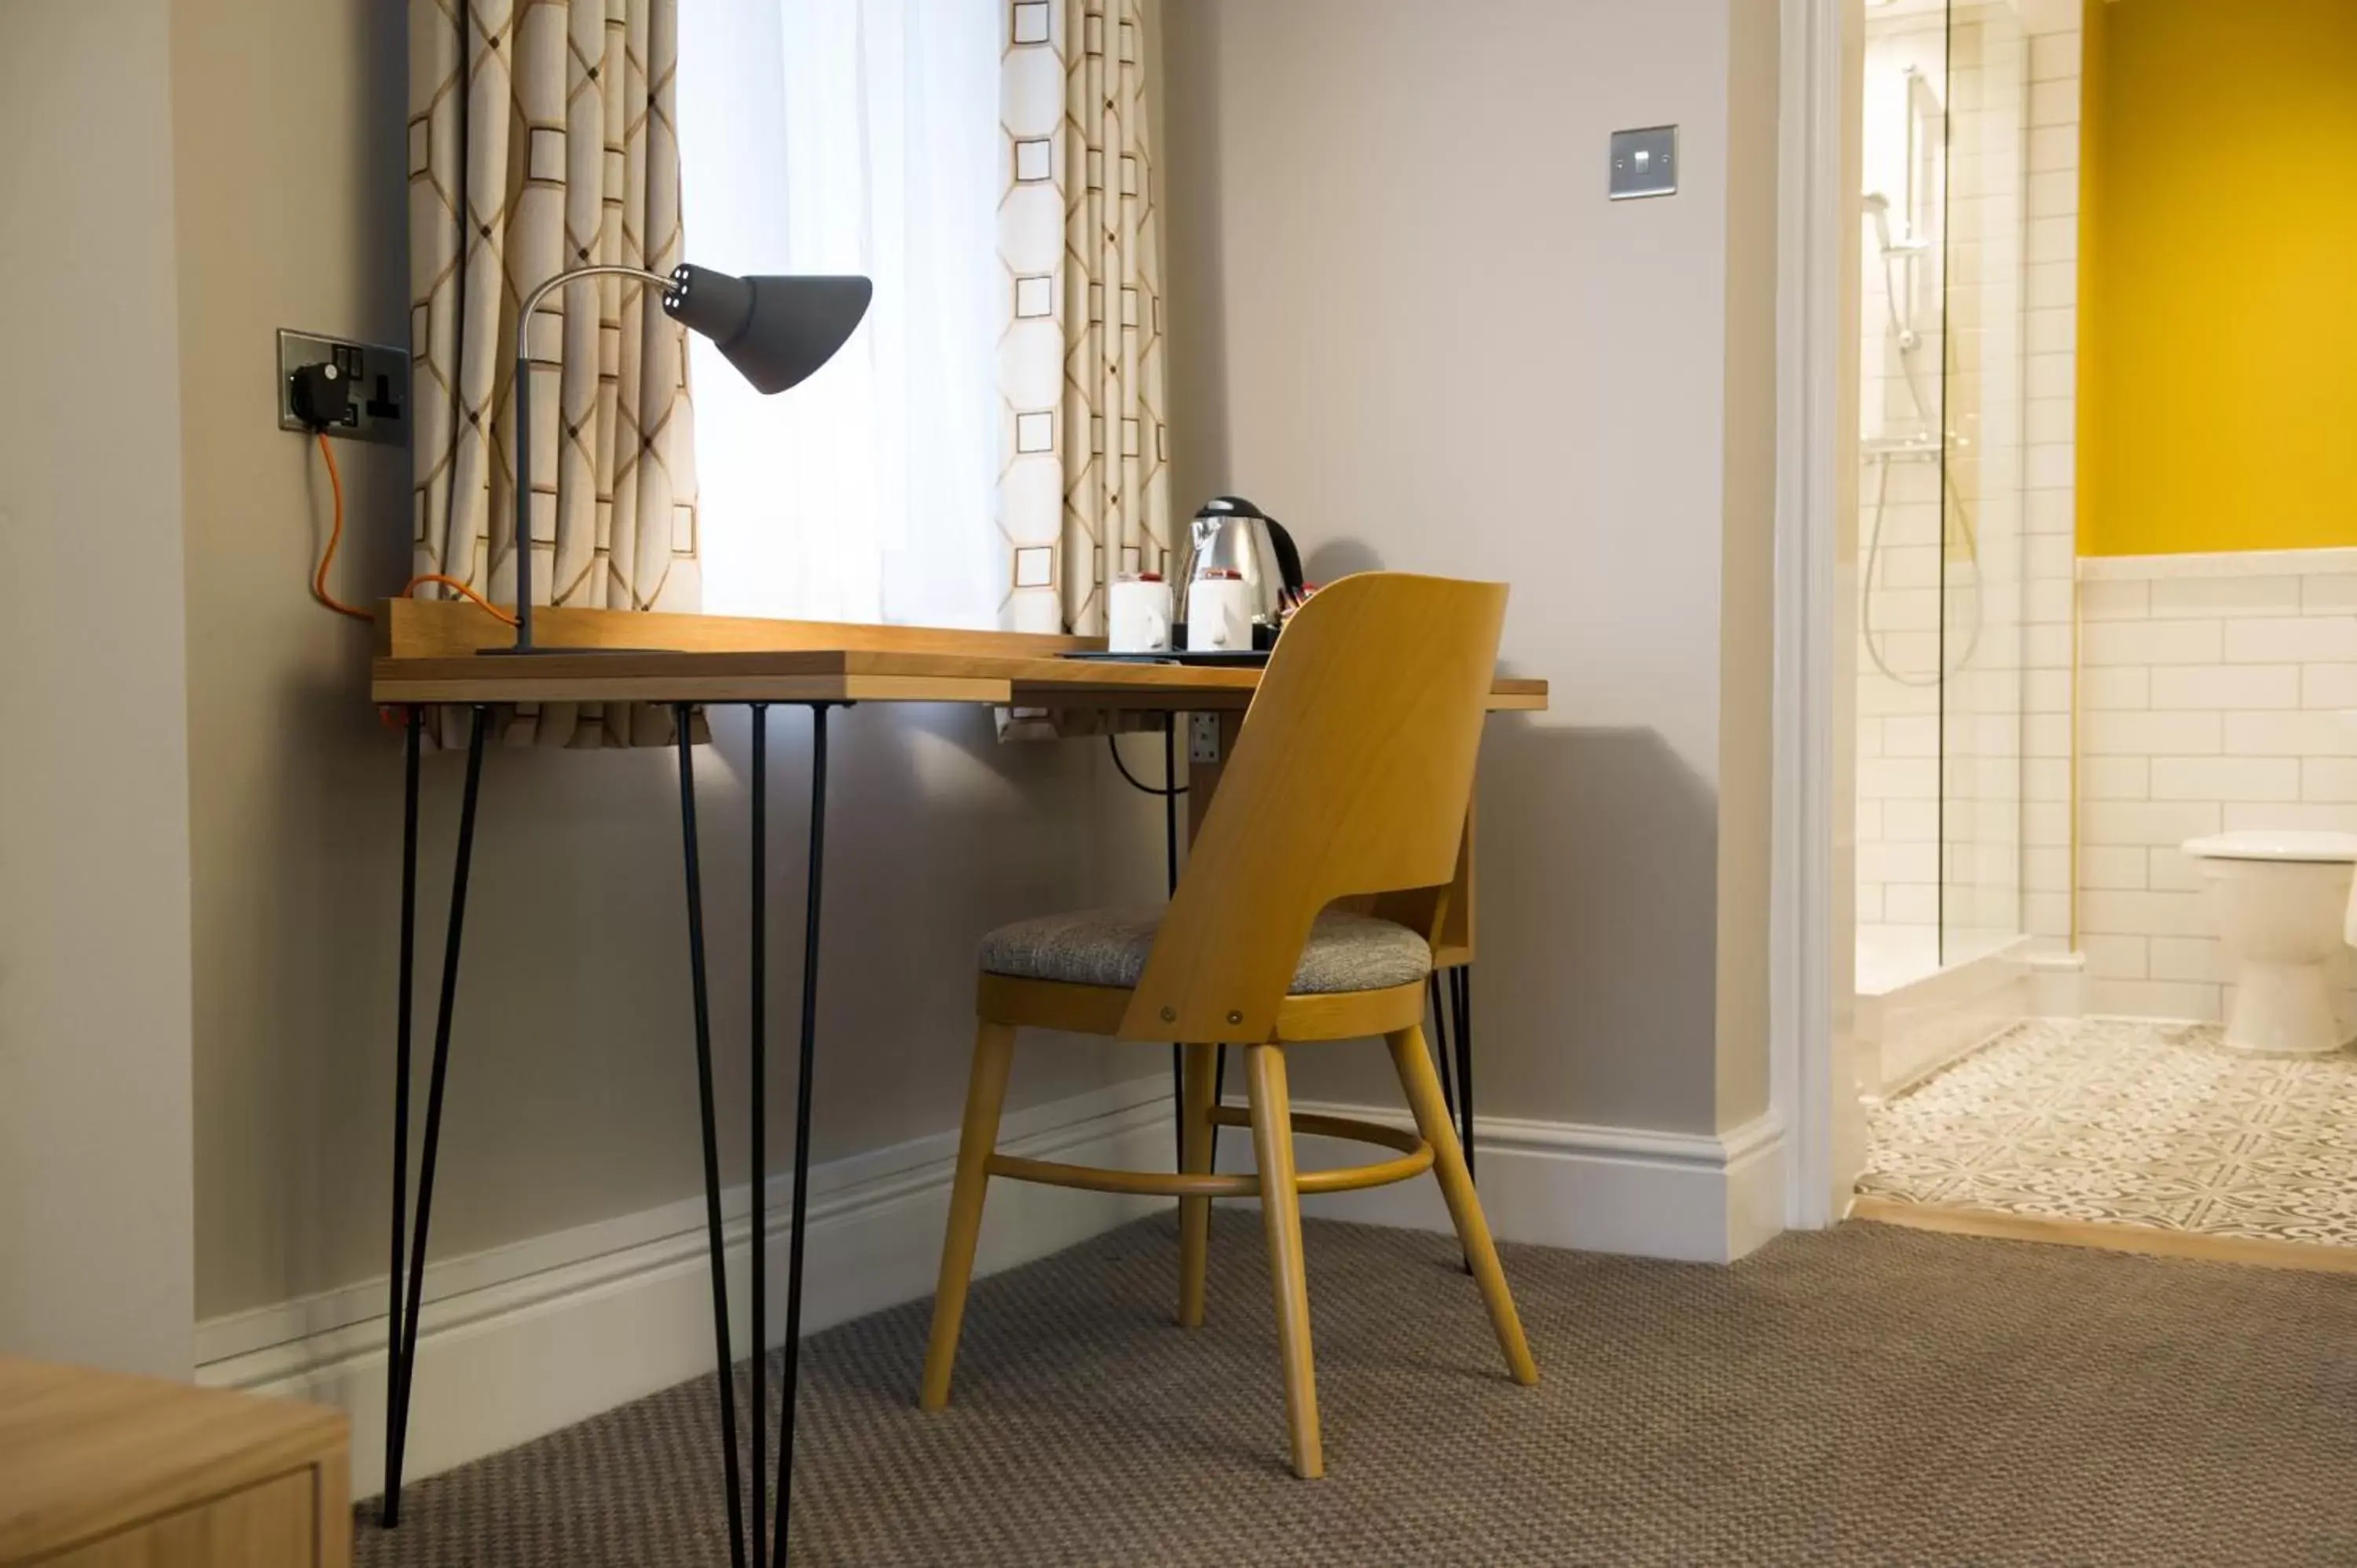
[
  {"left": 310, "top": 430, "right": 373, "bottom": 621},
  {"left": 310, "top": 430, "right": 519, "bottom": 628}
]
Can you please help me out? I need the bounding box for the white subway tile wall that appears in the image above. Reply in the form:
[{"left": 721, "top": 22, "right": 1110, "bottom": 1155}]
[
  {"left": 2014, "top": 14, "right": 2081, "bottom": 958},
  {"left": 2074, "top": 553, "right": 2357, "bottom": 1023}
]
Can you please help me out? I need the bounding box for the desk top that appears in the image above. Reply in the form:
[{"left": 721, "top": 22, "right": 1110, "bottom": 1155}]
[{"left": 369, "top": 600, "right": 1549, "bottom": 713}]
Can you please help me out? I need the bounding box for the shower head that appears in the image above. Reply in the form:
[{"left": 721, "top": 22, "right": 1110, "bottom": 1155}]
[
  {"left": 1862, "top": 191, "right": 1930, "bottom": 258},
  {"left": 1862, "top": 191, "right": 1896, "bottom": 255}
]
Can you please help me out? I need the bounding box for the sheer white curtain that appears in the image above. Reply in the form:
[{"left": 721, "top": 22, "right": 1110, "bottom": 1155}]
[{"left": 677, "top": 0, "right": 1001, "bottom": 627}]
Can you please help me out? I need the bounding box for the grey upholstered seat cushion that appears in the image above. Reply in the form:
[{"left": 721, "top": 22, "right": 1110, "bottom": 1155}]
[{"left": 979, "top": 907, "right": 1432, "bottom": 995}]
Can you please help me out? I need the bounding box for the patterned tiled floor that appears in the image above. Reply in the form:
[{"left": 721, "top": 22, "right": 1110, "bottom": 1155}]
[{"left": 1860, "top": 1017, "right": 2357, "bottom": 1248}]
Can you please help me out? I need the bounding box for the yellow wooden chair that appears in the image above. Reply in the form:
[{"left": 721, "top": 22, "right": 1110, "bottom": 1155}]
[{"left": 918, "top": 572, "right": 1537, "bottom": 1478}]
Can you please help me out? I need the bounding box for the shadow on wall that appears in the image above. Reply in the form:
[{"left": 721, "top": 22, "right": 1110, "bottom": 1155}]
[
  {"left": 1283, "top": 716, "right": 1720, "bottom": 1134},
  {"left": 1301, "top": 540, "right": 1385, "bottom": 585},
  {"left": 212, "top": 677, "right": 1168, "bottom": 1323},
  {"left": 1473, "top": 719, "right": 1719, "bottom": 1135},
  {"left": 720, "top": 699, "right": 1169, "bottom": 1163},
  {"left": 1273, "top": 546, "right": 1721, "bottom": 1134}
]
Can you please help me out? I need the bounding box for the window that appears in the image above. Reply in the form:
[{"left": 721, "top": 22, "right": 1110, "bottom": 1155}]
[{"left": 677, "top": 0, "right": 1003, "bottom": 628}]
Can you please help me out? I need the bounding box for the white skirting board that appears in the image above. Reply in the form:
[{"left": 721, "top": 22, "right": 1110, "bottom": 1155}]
[
  {"left": 197, "top": 1080, "right": 1786, "bottom": 1498},
  {"left": 195, "top": 1075, "right": 1175, "bottom": 1499},
  {"left": 1217, "top": 1100, "right": 1787, "bottom": 1266}
]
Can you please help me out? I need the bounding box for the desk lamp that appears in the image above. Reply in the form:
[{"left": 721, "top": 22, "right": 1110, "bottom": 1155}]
[{"left": 488, "top": 263, "right": 871, "bottom": 654}]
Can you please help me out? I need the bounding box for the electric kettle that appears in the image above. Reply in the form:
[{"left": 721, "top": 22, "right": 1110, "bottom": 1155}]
[{"left": 1175, "top": 496, "right": 1306, "bottom": 643}]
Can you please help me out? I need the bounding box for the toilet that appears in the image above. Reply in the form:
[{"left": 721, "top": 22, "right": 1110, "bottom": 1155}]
[{"left": 2182, "top": 830, "right": 2357, "bottom": 1054}]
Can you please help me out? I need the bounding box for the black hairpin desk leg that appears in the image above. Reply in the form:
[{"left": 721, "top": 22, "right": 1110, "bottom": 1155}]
[
  {"left": 1160, "top": 718, "right": 1222, "bottom": 1173},
  {"left": 379, "top": 709, "right": 422, "bottom": 1524},
  {"left": 381, "top": 704, "right": 486, "bottom": 1526},
  {"left": 376, "top": 698, "right": 838, "bottom": 1566},
  {"left": 769, "top": 702, "right": 834, "bottom": 1568},
  {"left": 1164, "top": 717, "right": 1185, "bottom": 1169},
  {"left": 676, "top": 705, "right": 750, "bottom": 1568},
  {"left": 1428, "top": 973, "right": 1456, "bottom": 1124},
  {"left": 1451, "top": 965, "right": 1475, "bottom": 1185},
  {"left": 748, "top": 705, "right": 770, "bottom": 1568},
  {"left": 676, "top": 701, "right": 836, "bottom": 1568}
]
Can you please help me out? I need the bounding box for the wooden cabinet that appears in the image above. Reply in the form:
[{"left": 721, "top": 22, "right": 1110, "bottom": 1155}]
[{"left": 0, "top": 1357, "right": 347, "bottom": 1568}]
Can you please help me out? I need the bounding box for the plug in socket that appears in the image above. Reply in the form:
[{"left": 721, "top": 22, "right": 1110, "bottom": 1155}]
[{"left": 278, "top": 329, "right": 409, "bottom": 446}]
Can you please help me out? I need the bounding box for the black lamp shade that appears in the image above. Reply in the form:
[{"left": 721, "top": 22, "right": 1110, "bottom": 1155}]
[{"left": 662, "top": 265, "right": 871, "bottom": 394}]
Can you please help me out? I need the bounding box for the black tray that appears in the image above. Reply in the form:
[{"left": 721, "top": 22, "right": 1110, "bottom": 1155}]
[{"left": 1058, "top": 649, "right": 1271, "bottom": 668}]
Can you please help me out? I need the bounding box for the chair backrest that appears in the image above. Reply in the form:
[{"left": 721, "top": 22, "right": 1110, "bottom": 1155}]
[{"left": 1116, "top": 573, "right": 1508, "bottom": 1042}]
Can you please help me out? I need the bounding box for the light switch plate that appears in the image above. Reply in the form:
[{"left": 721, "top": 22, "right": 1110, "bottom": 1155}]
[
  {"left": 278, "top": 328, "right": 410, "bottom": 445},
  {"left": 1608, "top": 126, "right": 1678, "bottom": 200}
]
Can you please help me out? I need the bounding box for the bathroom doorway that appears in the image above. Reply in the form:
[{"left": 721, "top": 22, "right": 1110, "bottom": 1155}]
[{"left": 1834, "top": 0, "right": 2357, "bottom": 1273}]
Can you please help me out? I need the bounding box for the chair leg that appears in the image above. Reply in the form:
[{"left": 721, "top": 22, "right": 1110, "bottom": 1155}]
[
  {"left": 1177, "top": 1042, "right": 1219, "bottom": 1328},
  {"left": 920, "top": 1020, "right": 1017, "bottom": 1411},
  {"left": 1244, "top": 1043, "right": 1323, "bottom": 1479},
  {"left": 1386, "top": 1024, "right": 1538, "bottom": 1387}
]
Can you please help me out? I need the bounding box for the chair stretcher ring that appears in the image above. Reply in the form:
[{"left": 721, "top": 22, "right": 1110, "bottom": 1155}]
[{"left": 983, "top": 1108, "right": 1434, "bottom": 1199}]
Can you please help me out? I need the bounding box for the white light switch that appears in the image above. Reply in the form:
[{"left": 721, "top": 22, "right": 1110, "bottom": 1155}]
[{"left": 1609, "top": 126, "right": 1678, "bottom": 200}]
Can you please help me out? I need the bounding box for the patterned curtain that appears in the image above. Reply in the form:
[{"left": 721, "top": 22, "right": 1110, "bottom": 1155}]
[
  {"left": 996, "top": 0, "right": 1171, "bottom": 636},
  {"left": 409, "top": 0, "right": 698, "bottom": 747}
]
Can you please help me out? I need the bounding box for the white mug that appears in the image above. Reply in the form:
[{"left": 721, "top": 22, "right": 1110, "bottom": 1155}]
[
  {"left": 1108, "top": 577, "right": 1173, "bottom": 653},
  {"left": 1187, "top": 577, "right": 1255, "bottom": 653}
]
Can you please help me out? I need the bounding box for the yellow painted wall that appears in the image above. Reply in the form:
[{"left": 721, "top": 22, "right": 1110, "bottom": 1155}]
[{"left": 2079, "top": 0, "right": 2357, "bottom": 556}]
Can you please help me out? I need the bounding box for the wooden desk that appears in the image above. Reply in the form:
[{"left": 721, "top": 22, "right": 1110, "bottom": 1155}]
[
  {"left": 365, "top": 599, "right": 1544, "bottom": 1564},
  {"left": 0, "top": 1358, "right": 348, "bottom": 1567},
  {"left": 370, "top": 600, "right": 1547, "bottom": 713}
]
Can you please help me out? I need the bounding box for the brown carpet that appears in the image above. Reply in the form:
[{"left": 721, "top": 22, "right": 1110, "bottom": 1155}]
[{"left": 356, "top": 1213, "right": 2357, "bottom": 1567}]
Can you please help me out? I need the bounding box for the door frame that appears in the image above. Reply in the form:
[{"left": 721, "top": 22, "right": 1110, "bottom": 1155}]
[{"left": 1771, "top": 0, "right": 1864, "bottom": 1229}]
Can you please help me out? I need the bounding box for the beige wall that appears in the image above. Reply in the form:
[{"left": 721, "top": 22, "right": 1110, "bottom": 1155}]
[
  {"left": 1164, "top": 0, "right": 1780, "bottom": 1135},
  {"left": 13, "top": 0, "right": 1776, "bottom": 1346},
  {"left": 170, "top": 0, "right": 1166, "bottom": 1321},
  {"left": 0, "top": 0, "right": 199, "bottom": 1376}
]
